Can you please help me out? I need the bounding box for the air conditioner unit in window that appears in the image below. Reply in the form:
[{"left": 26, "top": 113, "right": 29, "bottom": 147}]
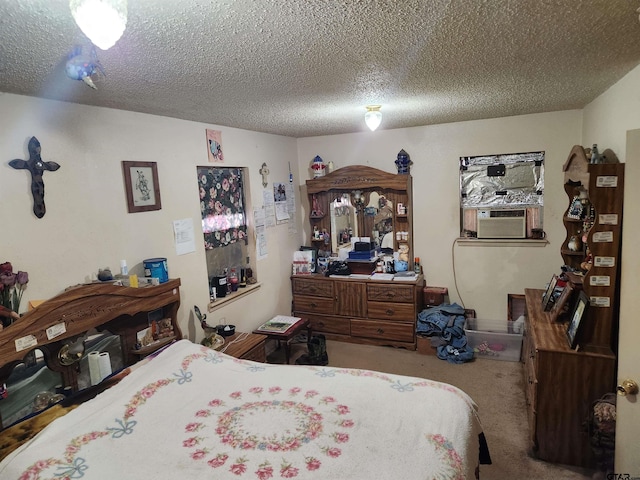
[{"left": 477, "top": 209, "right": 526, "bottom": 239}]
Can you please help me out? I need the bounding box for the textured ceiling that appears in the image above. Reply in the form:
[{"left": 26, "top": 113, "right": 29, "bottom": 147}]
[{"left": 2, "top": 1, "right": 640, "bottom": 138}]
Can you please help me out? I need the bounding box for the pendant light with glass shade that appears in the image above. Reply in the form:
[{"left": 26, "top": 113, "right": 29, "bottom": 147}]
[
  {"left": 364, "top": 105, "right": 382, "bottom": 131},
  {"left": 70, "top": 0, "right": 127, "bottom": 50}
]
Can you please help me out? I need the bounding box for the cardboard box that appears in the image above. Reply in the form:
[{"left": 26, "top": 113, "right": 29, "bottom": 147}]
[
  {"left": 416, "top": 335, "right": 437, "bottom": 356},
  {"left": 465, "top": 318, "right": 523, "bottom": 362},
  {"left": 423, "top": 286, "right": 448, "bottom": 306}
]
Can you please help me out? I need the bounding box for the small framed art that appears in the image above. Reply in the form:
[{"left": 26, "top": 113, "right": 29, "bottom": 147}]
[
  {"left": 550, "top": 283, "right": 574, "bottom": 321},
  {"left": 122, "top": 161, "right": 162, "bottom": 213},
  {"left": 566, "top": 291, "right": 589, "bottom": 349},
  {"left": 541, "top": 274, "right": 558, "bottom": 312}
]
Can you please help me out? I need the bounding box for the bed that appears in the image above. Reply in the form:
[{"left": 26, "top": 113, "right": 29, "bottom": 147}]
[{"left": 0, "top": 281, "right": 490, "bottom": 479}]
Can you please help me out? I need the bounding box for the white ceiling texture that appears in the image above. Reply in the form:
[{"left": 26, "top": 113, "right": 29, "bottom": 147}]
[{"left": 2, "top": 1, "right": 640, "bottom": 138}]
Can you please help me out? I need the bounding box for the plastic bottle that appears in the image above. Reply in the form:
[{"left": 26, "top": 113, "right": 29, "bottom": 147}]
[
  {"left": 414, "top": 257, "right": 422, "bottom": 275},
  {"left": 120, "top": 260, "right": 128, "bottom": 276}
]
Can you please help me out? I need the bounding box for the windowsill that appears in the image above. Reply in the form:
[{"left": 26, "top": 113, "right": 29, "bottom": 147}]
[
  {"left": 207, "top": 282, "right": 262, "bottom": 312},
  {"left": 456, "top": 238, "right": 549, "bottom": 247}
]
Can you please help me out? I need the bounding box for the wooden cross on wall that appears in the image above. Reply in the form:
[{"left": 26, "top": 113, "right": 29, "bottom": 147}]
[{"left": 9, "top": 137, "right": 60, "bottom": 218}]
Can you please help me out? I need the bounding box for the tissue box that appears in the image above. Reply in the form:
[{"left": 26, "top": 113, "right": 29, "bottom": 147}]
[{"left": 464, "top": 318, "right": 523, "bottom": 362}]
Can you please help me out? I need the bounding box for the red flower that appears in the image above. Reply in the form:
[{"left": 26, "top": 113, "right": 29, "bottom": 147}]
[{"left": 0, "top": 262, "right": 12, "bottom": 275}]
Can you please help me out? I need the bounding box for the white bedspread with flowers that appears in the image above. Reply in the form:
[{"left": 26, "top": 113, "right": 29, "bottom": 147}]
[{"left": 0, "top": 339, "right": 485, "bottom": 479}]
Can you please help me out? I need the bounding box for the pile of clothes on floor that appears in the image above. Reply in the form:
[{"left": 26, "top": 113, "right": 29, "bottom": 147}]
[{"left": 416, "top": 303, "right": 473, "bottom": 364}]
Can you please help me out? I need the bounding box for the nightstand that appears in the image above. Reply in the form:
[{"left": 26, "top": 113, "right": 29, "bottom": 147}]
[{"left": 220, "top": 332, "right": 266, "bottom": 362}]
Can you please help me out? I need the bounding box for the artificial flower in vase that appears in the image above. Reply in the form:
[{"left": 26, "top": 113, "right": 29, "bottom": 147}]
[{"left": 0, "top": 261, "right": 29, "bottom": 328}]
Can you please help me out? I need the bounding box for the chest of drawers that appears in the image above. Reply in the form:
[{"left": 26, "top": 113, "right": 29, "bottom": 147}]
[
  {"left": 291, "top": 275, "right": 424, "bottom": 349},
  {"left": 523, "top": 288, "right": 615, "bottom": 468}
]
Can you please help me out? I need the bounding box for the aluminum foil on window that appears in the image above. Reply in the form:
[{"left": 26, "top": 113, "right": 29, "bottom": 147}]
[{"left": 460, "top": 151, "right": 544, "bottom": 208}]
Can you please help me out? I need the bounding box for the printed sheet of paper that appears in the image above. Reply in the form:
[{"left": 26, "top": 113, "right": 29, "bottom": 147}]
[{"left": 173, "top": 218, "right": 196, "bottom": 255}]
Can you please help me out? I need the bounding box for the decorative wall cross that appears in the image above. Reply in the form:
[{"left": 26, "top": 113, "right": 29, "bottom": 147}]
[
  {"left": 9, "top": 137, "right": 60, "bottom": 218},
  {"left": 259, "top": 162, "right": 270, "bottom": 188}
]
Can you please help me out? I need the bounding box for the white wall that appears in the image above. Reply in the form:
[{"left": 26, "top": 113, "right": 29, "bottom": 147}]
[
  {"left": 582, "top": 63, "right": 640, "bottom": 475},
  {"left": 0, "top": 93, "right": 302, "bottom": 340},
  {"left": 297, "top": 111, "right": 583, "bottom": 319}
]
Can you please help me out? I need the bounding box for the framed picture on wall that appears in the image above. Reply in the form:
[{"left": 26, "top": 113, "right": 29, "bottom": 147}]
[
  {"left": 566, "top": 291, "right": 589, "bottom": 349},
  {"left": 541, "top": 274, "right": 558, "bottom": 312},
  {"left": 122, "top": 161, "right": 162, "bottom": 213}
]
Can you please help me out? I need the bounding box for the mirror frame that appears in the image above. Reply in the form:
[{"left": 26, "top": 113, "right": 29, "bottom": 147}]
[{"left": 305, "top": 165, "right": 413, "bottom": 268}]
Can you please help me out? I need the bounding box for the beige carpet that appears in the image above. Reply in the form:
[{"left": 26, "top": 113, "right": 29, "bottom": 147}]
[{"left": 268, "top": 339, "right": 595, "bottom": 480}]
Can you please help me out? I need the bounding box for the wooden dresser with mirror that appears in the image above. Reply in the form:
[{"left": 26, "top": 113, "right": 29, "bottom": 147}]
[{"left": 292, "top": 166, "right": 424, "bottom": 349}]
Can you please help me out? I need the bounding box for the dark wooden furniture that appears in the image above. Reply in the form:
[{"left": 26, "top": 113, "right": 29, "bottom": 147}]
[
  {"left": 562, "top": 146, "right": 624, "bottom": 350},
  {"left": 221, "top": 332, "right": 266, "bottom": 362},
  {"left": 0, "top": 279, "right": 182, "bottom": 401},
  {"left": 253, "top": 318, "right": 311, "bottom": 364},
  {"left": 306, "top": 165, "right": 414, "bottom": 269},
  {"left": 291, "top": 275, "right": 424, "bottom": 349},
  {"left": 523, "top": 288, "right": 615, "bottom": 468}
]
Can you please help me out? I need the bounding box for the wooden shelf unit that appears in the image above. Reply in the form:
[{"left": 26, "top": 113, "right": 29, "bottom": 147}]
[{"left": 561, "top": 146, "right": 625, "bottom": 350}]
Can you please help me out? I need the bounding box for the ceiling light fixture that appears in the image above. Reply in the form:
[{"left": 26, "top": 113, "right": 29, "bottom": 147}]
[
  {"left": 364, "top": 105, "right": 382, "bottom": 131},
  {"left": 70, "top": 0, "right": 127, "bottom": 50}
]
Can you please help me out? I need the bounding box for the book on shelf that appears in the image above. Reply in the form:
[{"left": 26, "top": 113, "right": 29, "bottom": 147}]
[{"left": 256, "top": 315, "right": 302, "bottom": 333}]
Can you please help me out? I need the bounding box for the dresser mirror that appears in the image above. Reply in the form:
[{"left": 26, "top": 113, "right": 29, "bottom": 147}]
[
  {"left": 369, "top": 192, "right": 394, "bottom": 249},
  {"left": 330, "top": 194, "right": 358, "bottom": 253},
  {"left": 306, "top": 165, "right": 413, "bottom": 269}
]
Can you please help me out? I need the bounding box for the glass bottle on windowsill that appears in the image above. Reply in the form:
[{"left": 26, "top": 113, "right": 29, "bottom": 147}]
[{"left": 229, "top": 268, "right": 239, "bottom": 292}]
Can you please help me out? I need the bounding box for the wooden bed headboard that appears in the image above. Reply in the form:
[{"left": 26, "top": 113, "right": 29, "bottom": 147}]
[{"left": 0, "top": 279, "right": 182, "bottom": 391}]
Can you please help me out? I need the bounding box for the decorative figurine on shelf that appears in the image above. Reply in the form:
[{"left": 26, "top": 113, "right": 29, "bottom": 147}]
[
  {"left": 398, "top": 243, "right": 410, "bottom": 262},
  {"left": 581, "top": 247, "right": 593, "bottom": 272},
  {"left": 311, "top": 155, "right": 326, "bottom": 178},
  {"left": 322, "top": 228, "right": 330, "bottom": 246},
  {"left": 395, "top": 149, "right": 412, "bottom": 174},
  {"left": 567, "top": 234, "right": 583, "bottom": 252},
  {"left": 311, "top": 194, "right": 324, "bottom": 217},
  {"left": 327, "top": 160, "right": 335, "bottom": 174},
  {"left": 590, "top": 144, "right": 604, "bottom": 164}
]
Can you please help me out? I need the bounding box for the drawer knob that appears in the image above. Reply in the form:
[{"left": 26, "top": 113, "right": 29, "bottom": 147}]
[
  {"left": 376, "top": 328, "right": 384, "bottom": 334},
  {"left": 310, "top": 302, "right": 317, "bottom": 308},
  {"left": 385, "top": 309, "right": 394, "bottom": 316}
]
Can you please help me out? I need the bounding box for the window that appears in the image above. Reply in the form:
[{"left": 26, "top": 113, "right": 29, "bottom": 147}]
[
  {"left": 459, "top": 151, "right": 544, "bottom": 239},
  {"left": 197, "top": 166, "right": 255, "bottom": 295}
]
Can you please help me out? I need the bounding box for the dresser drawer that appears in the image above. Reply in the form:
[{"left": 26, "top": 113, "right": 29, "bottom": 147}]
[
  {"left": 293, "top": 294, "right": 335, "bottom": 315},
  {"left": 367, "top": 301, "right": 415, "bottom": 321},
  {"left": 367, "top": 284, "right": 414, "bottom": 303},
  {"left": 242, "top": 341, "right": 266, "bottom": 363},
  {"left": 292, "top": 278, "right": 333, "bottom": 297},
  {"left": 306, "top": 314, "right": 351, "bottom": 335},
  {"left": 351, "top": 319, "right": 414, "bottom": 342},
  {"left": 525, "top": 355, "right": 537, "bottom": 414}
]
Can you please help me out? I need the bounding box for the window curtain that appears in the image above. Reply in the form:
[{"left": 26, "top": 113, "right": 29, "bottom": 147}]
[{"left": 198, "top": 167, "right": 247, "bottom": 249}]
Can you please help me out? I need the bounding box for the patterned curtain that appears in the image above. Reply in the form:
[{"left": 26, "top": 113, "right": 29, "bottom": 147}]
[{"left": 198, "top": 167, "right": 247, "bottom": 249}]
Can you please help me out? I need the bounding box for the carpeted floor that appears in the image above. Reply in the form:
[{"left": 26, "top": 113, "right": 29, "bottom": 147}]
[{"left": 268, "top": 339, "right": 596, "bottom": 480}]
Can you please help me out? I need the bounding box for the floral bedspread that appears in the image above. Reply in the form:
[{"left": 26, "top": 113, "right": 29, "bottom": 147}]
[{"left": 0, "top": 340, "right": 485, "bottom": 479}]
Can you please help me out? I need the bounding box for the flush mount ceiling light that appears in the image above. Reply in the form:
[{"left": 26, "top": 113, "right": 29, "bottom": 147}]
[
  {"left": 70, "top": 0, "right": 127, "bottom": 50},
  {"left": 364, "top": 105, "right": 382, "bottom": 131}
]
